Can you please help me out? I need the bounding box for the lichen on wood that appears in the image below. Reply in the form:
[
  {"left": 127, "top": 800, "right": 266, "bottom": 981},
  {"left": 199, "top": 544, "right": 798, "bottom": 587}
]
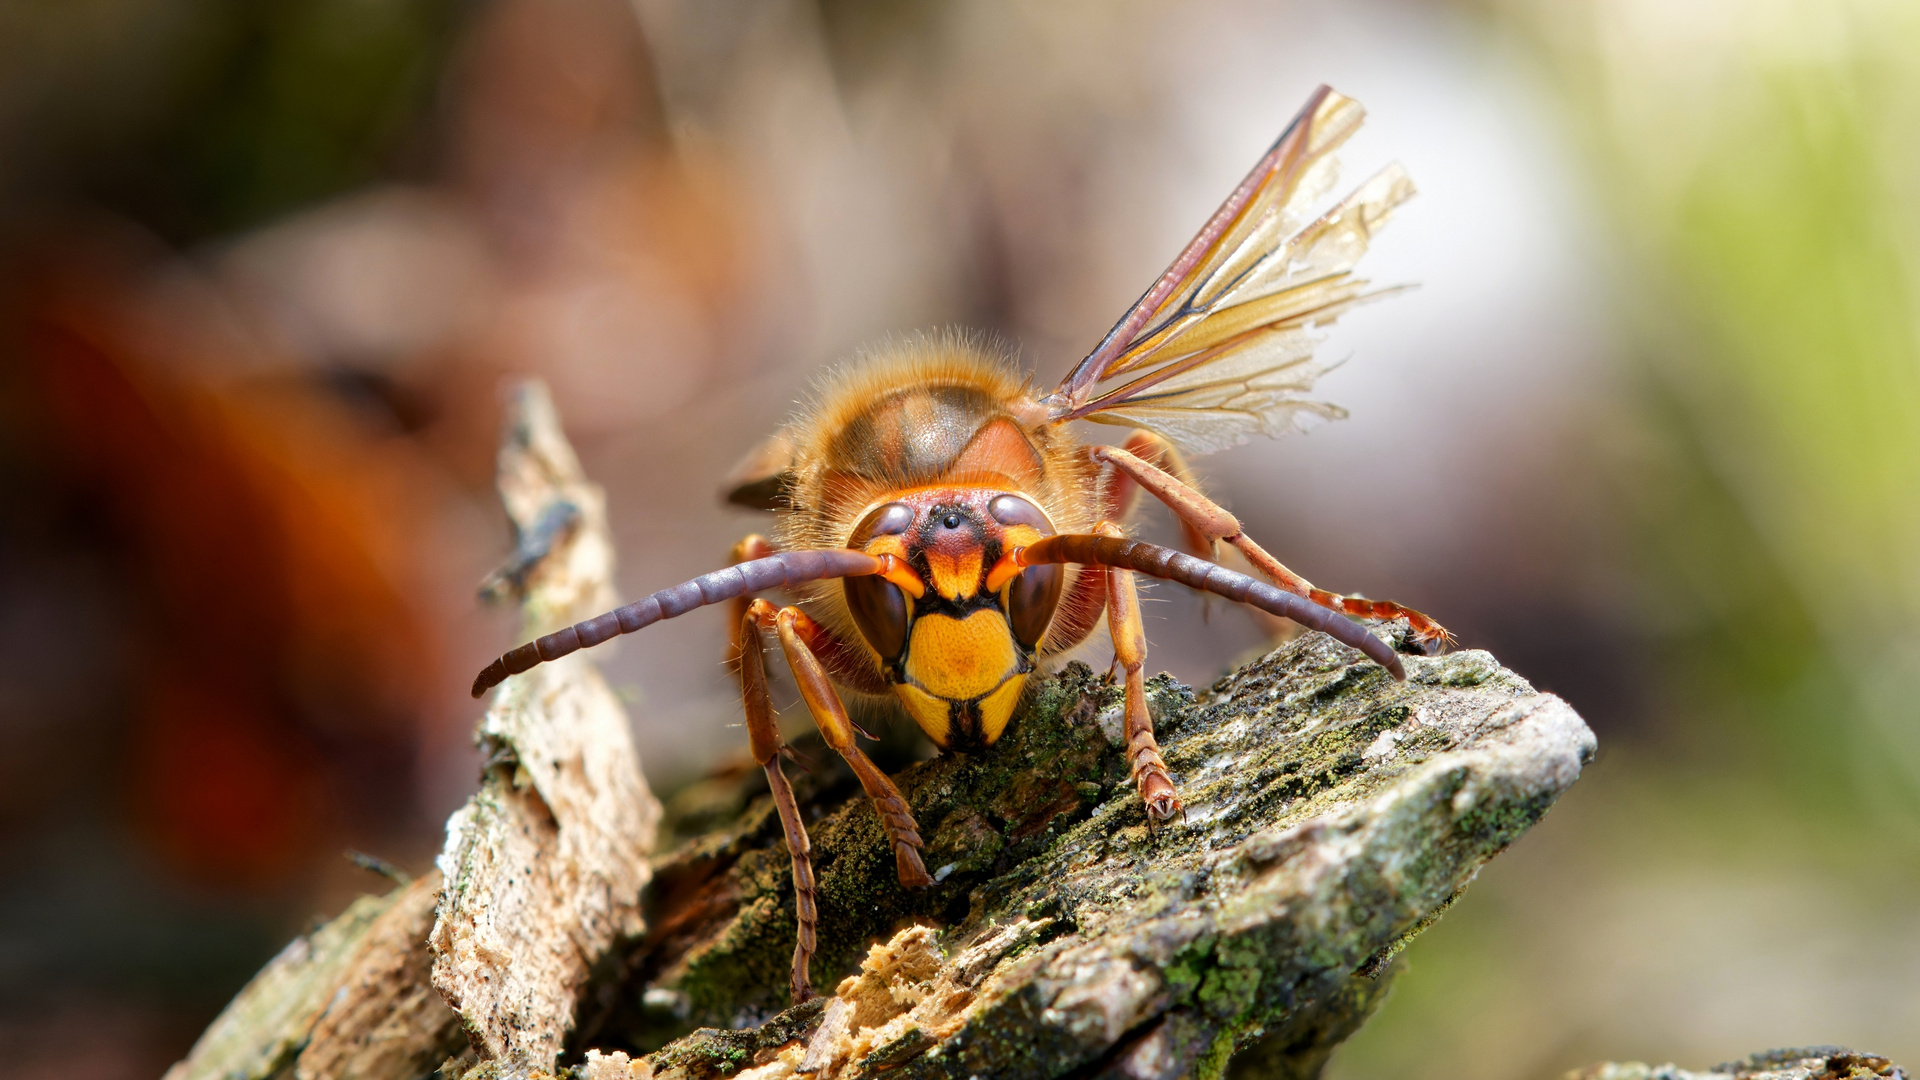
[{"left": 598, "top": 630, "right": 1596, "bottom": 1079}]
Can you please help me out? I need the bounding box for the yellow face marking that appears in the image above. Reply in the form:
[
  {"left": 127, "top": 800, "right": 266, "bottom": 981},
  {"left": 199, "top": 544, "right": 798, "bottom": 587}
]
[
  {"left": 923, "top": 548, "right": 984, "bottom": 601},
  {"left": 1001, "top": 524, "right": 1045, "bottom": 548},
  {"left": 903, "top": 610, "right": 1018, "bottom": 701},
  {"left": 894, "top": 682, "right": 951, "bottom": 746},
  {"left": 977, "top": 674, "right": 1027, "bottom": 745}
]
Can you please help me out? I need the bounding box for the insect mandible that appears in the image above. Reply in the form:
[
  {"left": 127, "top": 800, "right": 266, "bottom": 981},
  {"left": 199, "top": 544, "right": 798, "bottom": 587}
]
[{"left": 471, "top": 85, "right": 1451, "bottom": 1003}]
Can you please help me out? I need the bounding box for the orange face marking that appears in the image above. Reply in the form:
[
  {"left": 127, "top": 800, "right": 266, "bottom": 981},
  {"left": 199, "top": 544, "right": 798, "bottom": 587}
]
[
  {"left": 876, "top": 554, "right": 926, "bottom": 599},
  {"left": 984, "top": 524, "right": 1044, "bottom": 594},
  {"left": 924, "top": 548, "right": 984, "bottom": 601}
]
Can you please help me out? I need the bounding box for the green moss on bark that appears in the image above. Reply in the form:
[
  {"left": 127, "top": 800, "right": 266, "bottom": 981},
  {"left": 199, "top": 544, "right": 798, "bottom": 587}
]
[{"left": 590, "top": 631, "right": 1595, "bottom": 1078}]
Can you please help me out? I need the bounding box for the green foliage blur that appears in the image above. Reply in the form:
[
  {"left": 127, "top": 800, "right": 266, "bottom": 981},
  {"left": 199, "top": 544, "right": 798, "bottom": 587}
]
[
  {"left": 5, "top": 0, "right": 465, "bottom": 241},
  {"left": 1335, "top": 1, "right": 1920, "bottom": 1074},
  {"left": 1586, "top": 0, "right": 1920, "bottom": 828}
]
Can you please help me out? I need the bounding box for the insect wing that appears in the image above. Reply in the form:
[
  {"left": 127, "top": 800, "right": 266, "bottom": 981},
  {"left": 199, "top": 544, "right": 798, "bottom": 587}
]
[
  {"left": 1077, "top": 327, "right": 1345, "bottom": 456},
  {"left": 1049, "top": 86, "right": 1413, "bottom": 457},
  {"left": 1049, "top": 85, "right": 1356, "bottom": 409}
]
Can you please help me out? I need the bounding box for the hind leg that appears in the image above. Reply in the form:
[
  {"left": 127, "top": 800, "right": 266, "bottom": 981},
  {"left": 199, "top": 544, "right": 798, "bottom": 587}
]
[
  {"left": 1093, "top": 521, "right": 1181, "bottom": 823},
  {"left": 1092, "top": 444, "right": 1451, "bottom": 646},
  {"left": 1101, "top": 430, "right": 1213, "bottom": 558}
]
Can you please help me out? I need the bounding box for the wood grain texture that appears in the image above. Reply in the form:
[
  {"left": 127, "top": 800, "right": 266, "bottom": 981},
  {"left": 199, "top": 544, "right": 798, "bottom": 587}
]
[
  {"left": 162, "top": 379, "right": 660, "bottom": 1080},
  {"left": 429, "top": 380, "right": 662, "bottom": 1074},
  {"left": 619, "top": 636, "right": 1596, "bottom": 1079}
]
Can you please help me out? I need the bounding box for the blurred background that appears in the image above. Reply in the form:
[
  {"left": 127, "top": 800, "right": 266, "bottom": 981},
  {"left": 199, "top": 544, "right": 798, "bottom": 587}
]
[{"left": 0, "top": 0, "right": 1914, "bottom": 1076}]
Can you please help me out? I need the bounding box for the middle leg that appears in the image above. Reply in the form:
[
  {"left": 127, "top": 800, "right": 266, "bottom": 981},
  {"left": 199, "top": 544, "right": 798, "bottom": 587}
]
[{"left": 1095, "top": 521, "right": 1182, "bottom": 823}]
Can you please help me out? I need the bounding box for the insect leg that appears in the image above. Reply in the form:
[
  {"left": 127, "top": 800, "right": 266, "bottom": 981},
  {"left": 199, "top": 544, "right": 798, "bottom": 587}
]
[
  {"left": 721, "top": 535, "right": 890, "bottom": 695},
  {"left": 771, "top": 606, "right": 933, "bottom": 889},
  {"left": 1098, "top": 431, "right": 1213, "bottom": 559},
  {"left": 738, "top": 600, "right": 818, "bottom": 1003},
  {"left": 1091, "top": 445, "right": 1451, "bottom": 647},
  {"left": 1094, "top": 522, "right": 1182, "bottom": 822}
]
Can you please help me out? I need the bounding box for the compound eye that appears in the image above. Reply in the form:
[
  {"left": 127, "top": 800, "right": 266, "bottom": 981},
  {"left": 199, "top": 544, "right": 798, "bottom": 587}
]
[
  {"left": 990, "top": 494, "right": 1060, "bottom": 649},
  {"left": 1007, "top": 562, "right": 1063, "bottom": 651},
  {"left": 850, "top": 501, "right": 915, "bottom": 546},
  {"left": 844, "top": 502, "right": 914, "bottom": 661},
  {"left": 988, "top": 494, "right": 1053, "bottom": 533},
  {"left": 844, "top": 576, "right": 908, "bottom": 661}
]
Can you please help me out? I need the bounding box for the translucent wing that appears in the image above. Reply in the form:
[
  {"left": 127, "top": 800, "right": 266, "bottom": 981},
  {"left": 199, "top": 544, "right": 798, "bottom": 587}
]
[{"left": 1044, "top": 85, "right": 1414, "bottom": 456}]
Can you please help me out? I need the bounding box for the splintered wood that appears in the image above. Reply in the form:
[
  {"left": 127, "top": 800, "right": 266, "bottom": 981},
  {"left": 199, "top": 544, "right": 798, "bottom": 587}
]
[{"left": 429, "top": 380, "right": 661, "bottom": 1073}]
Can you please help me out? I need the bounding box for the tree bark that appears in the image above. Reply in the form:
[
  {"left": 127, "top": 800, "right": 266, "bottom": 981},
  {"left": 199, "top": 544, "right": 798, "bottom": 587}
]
[
  {"left": 1570, "top": 1048, "right": 1909, "bottom": 1080},
  {"left": 613, "top": 636, "right": 1593, "bottom": 1080}
]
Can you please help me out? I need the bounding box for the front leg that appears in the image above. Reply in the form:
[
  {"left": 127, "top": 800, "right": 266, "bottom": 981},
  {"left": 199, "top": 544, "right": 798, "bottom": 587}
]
[
  {"left": 736, "top": 602, "right": 820, "bottom": 1003},
  {"left": 726, "top": 534, "right": 890, "bottom": 694},
  {"left": 1095, "top": 522, "right": 1182, "bottom": 823},
  {"left": 1093, "top": 444, "right": 1451, "bottom": 647},
  {"left": 763, "top": 603, "right": 933, "bottom": 888}
]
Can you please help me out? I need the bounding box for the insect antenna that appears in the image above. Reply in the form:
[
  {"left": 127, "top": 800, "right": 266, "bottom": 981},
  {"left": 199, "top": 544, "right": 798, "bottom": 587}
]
[
  {"left": 471, "top": 549, "right": 887, "bottom": 697},
  {"left": 1018, "top": 534, "right": 1407, "bottom": 680}
]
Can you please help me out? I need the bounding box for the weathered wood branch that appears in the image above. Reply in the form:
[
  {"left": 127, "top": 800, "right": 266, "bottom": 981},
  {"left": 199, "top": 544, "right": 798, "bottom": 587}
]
[
  {"left": 1572, "top": 1047, "right": 1909, "bottom": 1080},
  {"left": 429, "top": 381, "right": 662, "bottom": 1074},
  {"left": 160, "top": 871, "right": 465, "bottom": 1080},
  {"left": 603, "top": 634, "right": 1595, "bottom": 1080}
]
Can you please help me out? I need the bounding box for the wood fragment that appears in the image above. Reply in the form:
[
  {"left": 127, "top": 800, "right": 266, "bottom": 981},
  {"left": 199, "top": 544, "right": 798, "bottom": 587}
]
[
  {"left": 1571, "top": 1047, "right": 1909, "bottom": 1080},
  {"left": 428, "top": 380, "right": 662, "bottom": 1073},
  {"left": 163, "top": 379, "right": 660, "bottom": 1080}
]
